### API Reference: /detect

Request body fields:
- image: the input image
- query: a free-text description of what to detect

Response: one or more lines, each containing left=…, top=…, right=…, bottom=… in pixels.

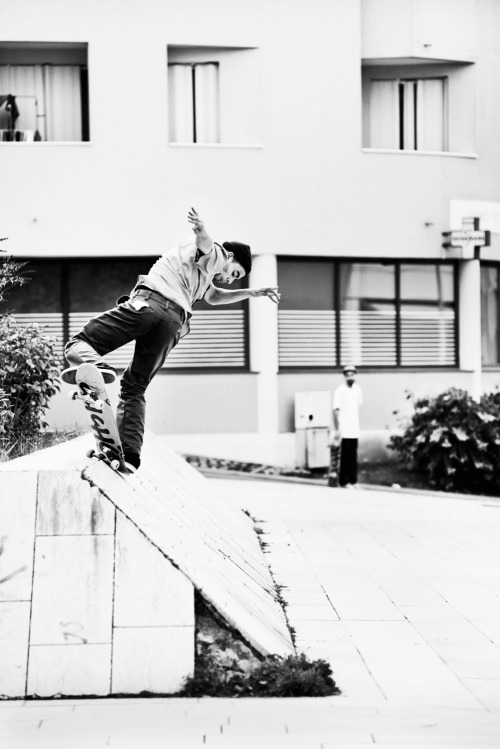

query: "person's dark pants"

left=65, top=290, right=184, bottom=459
left=339, top=438, right=358, bottom=486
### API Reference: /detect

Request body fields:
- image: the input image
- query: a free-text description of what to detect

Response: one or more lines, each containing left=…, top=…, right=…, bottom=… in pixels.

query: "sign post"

left=442, top=216, right=491, bottom=259
left=443, top=217, right=490, bottom=400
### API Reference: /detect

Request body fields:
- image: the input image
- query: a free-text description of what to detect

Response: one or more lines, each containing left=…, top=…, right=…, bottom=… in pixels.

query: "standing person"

left=332, top=364, right=363, bottom=488
left=62, top=207, right=280, bottom=471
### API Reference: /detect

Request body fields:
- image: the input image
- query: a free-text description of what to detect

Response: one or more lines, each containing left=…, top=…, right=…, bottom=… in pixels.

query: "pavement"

left=2, top=478, right=500, bottom=748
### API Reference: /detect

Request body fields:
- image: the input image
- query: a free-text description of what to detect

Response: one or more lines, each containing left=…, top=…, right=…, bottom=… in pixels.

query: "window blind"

left=278, top=310, right=336, bottom=367
left=68, top=309, right=246, bottom=370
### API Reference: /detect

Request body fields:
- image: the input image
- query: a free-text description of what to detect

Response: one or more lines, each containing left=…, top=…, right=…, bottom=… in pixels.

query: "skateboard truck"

left=68, top=385, right=104, bottom=410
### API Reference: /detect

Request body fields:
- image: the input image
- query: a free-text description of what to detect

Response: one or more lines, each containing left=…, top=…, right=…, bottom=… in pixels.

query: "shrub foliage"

left=180, top=650, right=339, bottom=698
left=390, top=388, right=500, bottom=495
left=0, top=256, right=61, bottom=456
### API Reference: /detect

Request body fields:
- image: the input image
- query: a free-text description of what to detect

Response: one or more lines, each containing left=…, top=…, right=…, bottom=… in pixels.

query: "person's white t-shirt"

left=333, top=383, right=363, bottom=438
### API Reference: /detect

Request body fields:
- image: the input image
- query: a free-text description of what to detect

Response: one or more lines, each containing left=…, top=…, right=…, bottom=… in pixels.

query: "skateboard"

left=327, top=441, right=340, bottom=487
left=68, top=363, right=127, bottom=472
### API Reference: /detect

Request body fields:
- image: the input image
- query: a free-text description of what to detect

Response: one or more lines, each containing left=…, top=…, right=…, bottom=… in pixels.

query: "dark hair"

left=223, top=241, right=252, bottom=275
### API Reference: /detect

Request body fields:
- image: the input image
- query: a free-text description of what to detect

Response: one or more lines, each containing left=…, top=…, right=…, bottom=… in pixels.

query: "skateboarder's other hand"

left=253, top=286, right=281, bottom=304
left=188, top=207, right=204, bottom=233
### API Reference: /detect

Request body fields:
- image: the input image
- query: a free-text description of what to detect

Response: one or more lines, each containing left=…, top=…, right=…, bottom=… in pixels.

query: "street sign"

left=442, top=217, right=491, bottom=259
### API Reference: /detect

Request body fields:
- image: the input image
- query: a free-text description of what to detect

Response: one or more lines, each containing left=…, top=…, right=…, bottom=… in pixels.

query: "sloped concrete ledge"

left=0, top=431, right=293, bottom=698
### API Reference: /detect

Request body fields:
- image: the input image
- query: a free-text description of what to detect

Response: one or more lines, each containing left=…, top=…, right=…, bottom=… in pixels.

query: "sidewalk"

left=2, top=479, right=500, bottom=747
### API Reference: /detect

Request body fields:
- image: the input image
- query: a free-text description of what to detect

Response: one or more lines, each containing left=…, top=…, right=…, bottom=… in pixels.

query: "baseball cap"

left=342, top=364, right=357, bottom=375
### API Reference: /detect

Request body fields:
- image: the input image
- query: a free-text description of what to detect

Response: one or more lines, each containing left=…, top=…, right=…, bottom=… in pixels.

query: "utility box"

left=295, top=391, right=332, bottom=469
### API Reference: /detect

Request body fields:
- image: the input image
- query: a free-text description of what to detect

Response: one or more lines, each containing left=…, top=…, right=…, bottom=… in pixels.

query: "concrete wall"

left=3, top=0, right=499, bottom=262
left=49, top=371, right=259, bottom=434
left=0, top=469, right=194, bottom=697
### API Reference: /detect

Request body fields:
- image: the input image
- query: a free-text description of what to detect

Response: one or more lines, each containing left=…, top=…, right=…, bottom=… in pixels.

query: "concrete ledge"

left=0, top=431, right=293, bottom=698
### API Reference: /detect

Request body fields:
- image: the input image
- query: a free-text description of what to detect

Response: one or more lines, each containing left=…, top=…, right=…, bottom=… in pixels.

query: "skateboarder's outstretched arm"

left=205, top=285, right=281, bottom=305
left=187, top=207, right=214, bottom=254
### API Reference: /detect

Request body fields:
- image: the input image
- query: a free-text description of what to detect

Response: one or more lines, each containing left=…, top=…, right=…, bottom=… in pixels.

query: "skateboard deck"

left=70, top=363, right=127, bottom=472
left=327, top=442, right=340, bottom=487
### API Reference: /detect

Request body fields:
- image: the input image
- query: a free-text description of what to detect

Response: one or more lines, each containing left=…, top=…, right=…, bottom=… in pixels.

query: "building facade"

left=1, top=0, right=500, bottom=445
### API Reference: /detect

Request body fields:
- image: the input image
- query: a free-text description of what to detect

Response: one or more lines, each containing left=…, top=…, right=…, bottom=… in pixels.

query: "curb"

left=199, top=468, right=500, bottom=503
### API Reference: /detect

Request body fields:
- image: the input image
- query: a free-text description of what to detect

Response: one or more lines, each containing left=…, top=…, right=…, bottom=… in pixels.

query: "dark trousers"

left=65, top=290, right=184, bottom=457
left=339, top=438, right=358, bottom=486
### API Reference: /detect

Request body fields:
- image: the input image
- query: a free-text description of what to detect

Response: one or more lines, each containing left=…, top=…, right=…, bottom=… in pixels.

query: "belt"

left=133, top=287, right=186, bottom=320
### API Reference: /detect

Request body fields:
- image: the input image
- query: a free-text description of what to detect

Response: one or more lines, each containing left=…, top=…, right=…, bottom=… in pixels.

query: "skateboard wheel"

left=69, top=390, right=79, bottom=400
left=94, top=399, right=104, bottom=409
left=110, top=459, right=120, bottom=471
left=86, top=448, right=96, bottom=459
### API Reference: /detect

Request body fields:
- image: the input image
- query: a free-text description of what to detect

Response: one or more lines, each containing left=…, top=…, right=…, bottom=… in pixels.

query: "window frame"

left=0, top=42, right=90, bottom=144
left=167, top=44, right=262, bottom=148
left=278, top=257, right=459, bottom=371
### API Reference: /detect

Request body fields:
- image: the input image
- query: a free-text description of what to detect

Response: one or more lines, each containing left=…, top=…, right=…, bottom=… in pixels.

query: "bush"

left=0, top=256, right=61, bottom=457
left=390, top=388, right=500, bottom=495
left=180, top=651, right=339, bottom=698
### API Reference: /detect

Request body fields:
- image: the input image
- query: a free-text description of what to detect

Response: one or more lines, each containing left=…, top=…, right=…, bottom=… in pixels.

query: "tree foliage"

left=390, top=388, right=500, bottom=496
left=0, top=256, right=61, bottom=456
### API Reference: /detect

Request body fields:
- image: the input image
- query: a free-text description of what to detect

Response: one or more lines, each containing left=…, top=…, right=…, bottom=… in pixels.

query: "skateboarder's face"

left=214, top=259, right=246, bottom=286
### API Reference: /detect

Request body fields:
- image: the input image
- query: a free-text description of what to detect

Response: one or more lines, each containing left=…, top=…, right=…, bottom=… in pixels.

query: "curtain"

left=194, top=63, right=219, bottom=143
left=417, top=78, right=445, bottom=151
left=0, top=64, right=82, bottom=140
left=369, top=77, right=445, bottom=151
left=168, top=64, right=194, bottom=142
left=368, top=79, right=398, bottom=149
left=44, top=65, right=82, bottom=141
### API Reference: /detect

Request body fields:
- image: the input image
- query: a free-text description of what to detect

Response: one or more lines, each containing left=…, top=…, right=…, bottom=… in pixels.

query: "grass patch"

left=0, top=426, right=85, bottom=462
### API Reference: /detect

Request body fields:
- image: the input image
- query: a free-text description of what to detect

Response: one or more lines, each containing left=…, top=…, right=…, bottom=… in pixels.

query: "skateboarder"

left=332, top=364, right=363, bottom=488
left=62, top=208, right=280, bottom=471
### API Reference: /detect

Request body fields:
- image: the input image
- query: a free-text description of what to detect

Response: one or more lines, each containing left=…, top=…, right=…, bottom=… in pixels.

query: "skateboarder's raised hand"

left=187, top=207, right=213, bottom=253
left=187, top=206, right=203, bottom=232
left=251, top=287, right=281, bottom=304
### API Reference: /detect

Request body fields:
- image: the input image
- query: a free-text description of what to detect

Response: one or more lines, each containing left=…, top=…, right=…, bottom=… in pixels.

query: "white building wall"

left=1, top=0, right=500, bottom=440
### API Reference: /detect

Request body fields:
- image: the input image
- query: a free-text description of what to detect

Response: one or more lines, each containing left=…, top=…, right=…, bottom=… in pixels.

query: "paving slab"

left=2, top=478, right=500, bottom=747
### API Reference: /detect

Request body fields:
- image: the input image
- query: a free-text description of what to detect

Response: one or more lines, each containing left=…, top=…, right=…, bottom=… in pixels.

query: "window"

left=168, top=63, right=219, bottom=143
left=366, top=76, right=446, bottom=151
left=481, top=264, right=500, bottom=365
left=278, top=260, right=457, bottom=369
left=340, top=263, right=397, bottom=365
left=0, top=258, right=249, bottom=371
left=400, top=264, right=455, bottom=365
left=278, top=260, right=336, bottom=367
left=0, top=42, right=89, bottom=142
left=167, top=45, right=261, bottom=145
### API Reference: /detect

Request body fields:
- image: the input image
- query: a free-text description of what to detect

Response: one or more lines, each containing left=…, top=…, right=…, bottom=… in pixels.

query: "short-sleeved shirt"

left=140, top=237, right=229, bottom=337
left=333, top=383, right=363, bottom=439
